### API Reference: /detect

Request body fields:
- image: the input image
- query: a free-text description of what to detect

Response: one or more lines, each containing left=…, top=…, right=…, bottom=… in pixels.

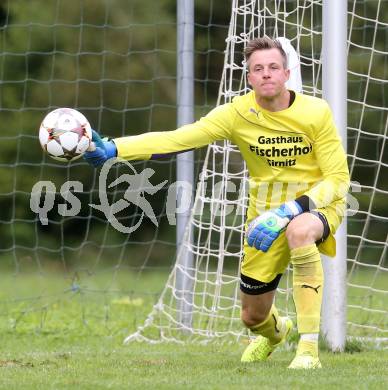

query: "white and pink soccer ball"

left=39, top=108, right=92, bottom=162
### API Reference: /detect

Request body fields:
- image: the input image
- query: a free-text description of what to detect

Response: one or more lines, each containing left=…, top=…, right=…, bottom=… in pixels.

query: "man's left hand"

left=246, top=201, right=303, bottom=252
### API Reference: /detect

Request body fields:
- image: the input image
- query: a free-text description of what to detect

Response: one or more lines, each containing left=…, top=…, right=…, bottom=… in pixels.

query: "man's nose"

left=262, top=68, right=270, bottom=78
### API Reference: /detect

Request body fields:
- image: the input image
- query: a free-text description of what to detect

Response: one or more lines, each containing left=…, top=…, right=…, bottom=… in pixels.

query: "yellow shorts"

left=241, top=199, right=345, bottom=283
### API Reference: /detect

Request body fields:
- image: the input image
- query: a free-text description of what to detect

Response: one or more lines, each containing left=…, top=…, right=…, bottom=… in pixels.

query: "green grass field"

left=1, top=334, right=387, bottom=389
left=0, top=267, right=387, bottom=389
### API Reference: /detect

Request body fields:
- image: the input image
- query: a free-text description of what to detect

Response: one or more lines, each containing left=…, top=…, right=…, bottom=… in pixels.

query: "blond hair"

left=244, top=37, right=287, bottom=69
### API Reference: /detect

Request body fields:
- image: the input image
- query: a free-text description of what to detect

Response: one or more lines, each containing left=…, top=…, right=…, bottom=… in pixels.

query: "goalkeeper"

left=84, top=37, right=349, bottom=369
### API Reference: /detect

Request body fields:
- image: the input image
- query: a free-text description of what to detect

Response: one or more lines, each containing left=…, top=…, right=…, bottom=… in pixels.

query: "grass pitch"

left=0, top=334, right=387, bottom=389
left=0, top=267, right=387, bottom=389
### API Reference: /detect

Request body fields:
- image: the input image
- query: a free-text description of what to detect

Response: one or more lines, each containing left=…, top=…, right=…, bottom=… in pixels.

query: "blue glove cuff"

left=276, top=200, right=303, bottom=220
left=105, top=140, right=117, bottom=159
left=287, top=200, right=303, bottom=216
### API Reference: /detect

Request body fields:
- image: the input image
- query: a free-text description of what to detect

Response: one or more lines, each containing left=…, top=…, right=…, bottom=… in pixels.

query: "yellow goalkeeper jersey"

left=114, top=91, right=349, bottom=254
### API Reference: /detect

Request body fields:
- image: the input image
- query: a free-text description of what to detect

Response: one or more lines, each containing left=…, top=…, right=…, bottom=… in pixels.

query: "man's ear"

left=247, top=71, right=252, bottom=87
left=285, top=68, right=290, bottom=81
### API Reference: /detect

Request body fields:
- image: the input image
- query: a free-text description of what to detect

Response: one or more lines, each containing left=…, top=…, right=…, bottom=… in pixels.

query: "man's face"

left=247, top=48, right=290, bottom=99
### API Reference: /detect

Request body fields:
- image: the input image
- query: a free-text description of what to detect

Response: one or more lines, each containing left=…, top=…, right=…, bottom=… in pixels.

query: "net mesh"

left=0, top=0, right=228, bottom=337
left=346, top=0, right=387, bottom=344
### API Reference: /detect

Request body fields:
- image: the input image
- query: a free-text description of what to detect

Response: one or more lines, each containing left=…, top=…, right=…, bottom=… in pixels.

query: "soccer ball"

left=39, top=108, right=92, bottom=162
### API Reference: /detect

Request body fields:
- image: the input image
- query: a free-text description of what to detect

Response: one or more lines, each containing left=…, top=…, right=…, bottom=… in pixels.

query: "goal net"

left=0, top=0, right=229, bottom=338
left=126, top=0, right=388, bottom=346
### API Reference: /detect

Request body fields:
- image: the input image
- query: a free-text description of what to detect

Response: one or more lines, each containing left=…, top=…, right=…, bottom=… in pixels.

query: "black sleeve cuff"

left=295, top=195, right=316, bottom=212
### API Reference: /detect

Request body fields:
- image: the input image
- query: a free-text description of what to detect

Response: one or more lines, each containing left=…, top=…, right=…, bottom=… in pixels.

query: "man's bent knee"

left=286, top=214, right=323, bottom=249
left=286, top=225, right=317, bottom=248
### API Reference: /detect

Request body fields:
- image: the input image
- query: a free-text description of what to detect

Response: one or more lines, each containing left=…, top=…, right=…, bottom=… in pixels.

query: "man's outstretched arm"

left=84, top=103, right=236, bottom=167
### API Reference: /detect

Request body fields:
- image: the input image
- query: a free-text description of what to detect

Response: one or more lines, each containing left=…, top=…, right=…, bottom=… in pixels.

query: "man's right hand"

left=84, top=130, right=117, bottom=167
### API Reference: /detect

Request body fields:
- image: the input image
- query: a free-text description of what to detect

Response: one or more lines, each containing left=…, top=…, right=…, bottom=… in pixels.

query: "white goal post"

left=321, top=0, right=347, bottom=351
left=125, top=0, right=388, bottom=349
